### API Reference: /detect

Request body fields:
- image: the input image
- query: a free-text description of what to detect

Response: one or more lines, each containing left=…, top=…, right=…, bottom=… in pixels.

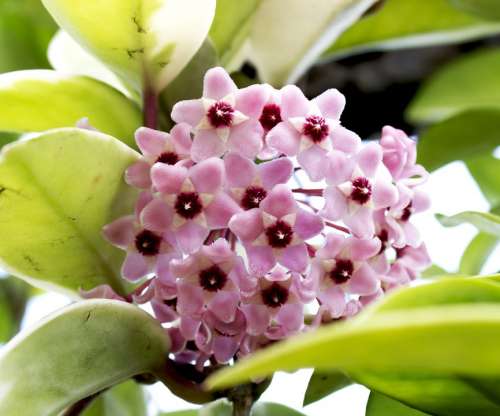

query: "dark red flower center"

left=207, top=101, right=234, bottom=128
left=303, top=115, right=329, bottom=143
left=199, top=265, right=228, bottom=292
left=135, top=229, right=162, bottom=256
left=241, top=186, right=267, bottom=210
left=265, top=220, right=294, bottom=248
left=378, top=229, right=389, bottom=254
left=259, top=103, right=282, bottom=131
left=330, top=259, right=354, bottom=284
left=399, top=203, right=412, bottom=222
left=261, top=282, right=289, bottom=308
left=174, top=192, right=203, bottom=219
left=156, top=151, right=179, bottom=165
left=350, top=177, right=372, bottom=205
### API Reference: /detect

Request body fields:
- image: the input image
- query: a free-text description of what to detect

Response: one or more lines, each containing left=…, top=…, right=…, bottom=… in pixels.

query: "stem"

left=143, top=85, right=158, bottom=129
left=228, top=384, right=255, bottom=416
left=292, top=188, right=323, bottom=196
left=325, top=221, right=350, bottom=234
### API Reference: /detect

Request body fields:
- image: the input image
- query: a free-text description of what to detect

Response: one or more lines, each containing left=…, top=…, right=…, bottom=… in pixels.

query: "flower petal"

left=224, top=152, right=256, bottom=188
left=205, top=192, right=242, bottom=229
left=203, top=67, right=237, bottom=100
left=229, top=209, right=264, bottom=242
left=151, top=163, right=187, bottom=194
left=295, top=209, right=323, bottom=240
left=190, top=157, right=225, bottom=193
left=191, top=129, right=225, bottom=162
left=280, top=85, right=310, bottom=119
left=122, top=252, right=149, bottom=281
left=140, top=198, right=172, bottom=232
left=267, top=122, right=301, bottom=156
left=259, top=157, right=293, bottom=190
left=246, top=244, right=276, bottom=274
left=125, top=161, right=152, bottom=189
left=171, top=99, right=205, bottom=126
left=312, top=89, right=345, bottom=120
left=102, top=215, right=135, bottom=248
left=228, top=120, right=263, bottom=159
left=297, top=145, right=328, bottom=181
left=349, top=263, right=380, bottom=295
left=260, top=184, right=297, bottom=218
left=236, top=84, right=268, bottom=118
left=208, top=290, right=240, bottom=323
left=331, top=125, right=361, bottom=154
left=280, top=243, right=308, bottom=272
left=176, top=221, right=209, bottom=254
left=135, top=127, right=167, bottom=157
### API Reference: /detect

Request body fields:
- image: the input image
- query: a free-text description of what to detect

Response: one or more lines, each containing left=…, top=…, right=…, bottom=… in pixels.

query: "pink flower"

left=322, top=142, right=398, bottom=238
left=257, top=85, right=283, bottom=159
left=170, top=239, right=246, bottom=323
left=171, top=67, right=267, bottom=162
left=224, top=152, right=293, bottom=210
left=125, top=124, right=192, bottom=189
left=241, top=267, right=305, bottom=339
left=149, top=157, right=241, bottom=253
left=309, top=234, right=381, bottom=319
left=102, top=192, right=177, bottom=281
left=391, top=243, right=431, bottom=284
left=380, top=126, right=428, bottom=184
left=267, top=85, right=360, bottom=180
left=229, top=184, right=323, bottom=274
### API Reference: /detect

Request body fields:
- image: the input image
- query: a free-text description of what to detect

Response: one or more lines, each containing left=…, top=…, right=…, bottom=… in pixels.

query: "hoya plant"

left=0, top=1, right=500, bottom=415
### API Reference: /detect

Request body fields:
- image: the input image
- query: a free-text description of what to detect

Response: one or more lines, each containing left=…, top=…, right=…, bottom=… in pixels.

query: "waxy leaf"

left=251, top=402, right=306, bottom=415
left=324, top=0, right=500, bottom=61
left=467, top=156, right=500, bottom=208
left=0, top=128, right=139, bottom=295
left=0, top=277, right=29, bottom=343
left=366, top=392, right=431, bottom=416
left=459, top=232, right=498, bottom=275
left=82, top=380, right=147, bottom=416
left=407, top=48, right=500, bottom=124
left=245, top=0, right=377, bottom=85
left=416, top=109, right=500, bottom=171
left=0, top=300, right=170, bottom=415
left=303, top=370, right=352, bottom=406
left=48, top=30, right=135, bottom=100
left=206, top=278, right=500, bottom=415
left=41, top=0, right=216, bottom=93
left=0, top=0, right=57, bottom=73
left=451, top=0, right=500, bottom=21
left=437, top=211, right=500, bottom=237
left=209, top=0, right=261, bottom=66
left=161, top=40, right=218, bottom=116
left=0, top=70, right=141, bottom=145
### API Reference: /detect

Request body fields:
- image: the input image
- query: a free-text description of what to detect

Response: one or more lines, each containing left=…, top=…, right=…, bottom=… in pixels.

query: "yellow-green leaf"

left=0, top=128, right=139, bottom=295
left=40, top=0, right=216, bottom=93
left=0, top=70, right=141, bottom=145
left=0, top=300, right=169, bottom=415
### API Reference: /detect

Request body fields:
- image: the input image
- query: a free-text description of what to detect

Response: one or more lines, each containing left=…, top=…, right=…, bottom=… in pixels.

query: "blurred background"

left=2, top=0, right=500, bottom=414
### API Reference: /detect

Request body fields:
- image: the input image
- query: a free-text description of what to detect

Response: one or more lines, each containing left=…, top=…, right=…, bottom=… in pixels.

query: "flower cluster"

left=97, top=67, right=430, bottom=368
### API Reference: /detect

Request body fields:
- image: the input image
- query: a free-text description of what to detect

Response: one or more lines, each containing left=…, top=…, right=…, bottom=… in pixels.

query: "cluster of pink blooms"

left=95, top=67, right=431, bottom=367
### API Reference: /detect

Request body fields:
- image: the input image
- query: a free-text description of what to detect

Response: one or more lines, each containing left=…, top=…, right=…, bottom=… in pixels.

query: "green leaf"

left=48, top=30, right=136, bottom=101
left=459, top=232, right=499, bottom=275
left=161, top=40, right=218, bottom=116
left=206, top=278, right=500, bottom=415
left=0, top=70, right=141, bottom=145
left=451, top=0, right=500, bottom=21
left=245, top=0, right=377, bottom=85
left=407, top=48, right=500, bottom=124
left=40, top=0, right=216, bottom=93
left=0, top=128, right=139, bottom=295
left=303, top=370, right=352, bottom=406
left=366, top=392, right=431, bottom=416
left=209, top=0, right=261, bottom=66
left=251, top=402, right=306, bottom=415
left=437, top=211, right=500, bottom=237
left=0, top=299, right=170, bottom=415
left=467, top=156, right=500, bottom=208
left=159, top=411, right=198, bottom=416
left=420, top=264, right=453, bottom=279
left=324, top=0, right=500, bottom=61
left=0, top=277, right=30, bottom=343
left=0, top=0, right=57, bottom=73
left=416, top=109, right=500, bottom=171
left=83, top=380, right=147, bottom=416
left=0, top=132, right=19, bottom=150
